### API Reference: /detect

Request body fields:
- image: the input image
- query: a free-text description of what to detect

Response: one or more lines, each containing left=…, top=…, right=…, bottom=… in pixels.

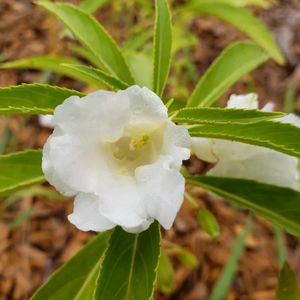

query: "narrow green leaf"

left=197, top=209, right=220, bottom=239
left=71, top=45, right=104, bottom=69
left=274, top=226, right=286, bottom=267
left=157, top=251, right=175, bottom=295
left=211, top=218, right=251, bottom=300
left=173, top=107, right=284, bottom=124
left=0, top=84, right=83, bottom=114
left=10, top=208, right=33, bottom=230
left=0, top=150, right=44, bottom=195
left=153, top=0, right=172, bottom=96
left=187, top=0, right=270, bottom=8
left=186, top=176, right=300, bottom=238
left=38, top=2, right=134, bottom=85
left=187, top=41, right=269, bottom=107
left=80, top=0, right=109, bottom=14
left=0, top=56, right=102, bottom=88
left=189, top=120, right=300, bottom=158
left=187, top=2, right=284, bottom=64
left=276, top=262, right=300, bottom=300
left=95, top=222, right=161, bottom=300
left=62, top=64, right=129, bottom=90
left=31, top=231, right=111, bottom=300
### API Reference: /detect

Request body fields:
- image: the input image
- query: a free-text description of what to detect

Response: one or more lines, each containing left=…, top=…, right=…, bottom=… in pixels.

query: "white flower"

left=192, top=93, right=300, bottom=190
left=42, top=85, right=190, bottom=233
left=39, top=114, right=55, bottom=128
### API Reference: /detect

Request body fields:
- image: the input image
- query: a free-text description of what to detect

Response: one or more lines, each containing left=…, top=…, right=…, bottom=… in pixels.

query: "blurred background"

left=0, top=0, right=300, bottom=299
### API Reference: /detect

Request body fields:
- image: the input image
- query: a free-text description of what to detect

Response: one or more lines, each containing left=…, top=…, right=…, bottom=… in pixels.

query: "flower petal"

left=136, top=157, right=185, bottom=229
left=227, top=93, right=258, bottom=109
left=68, top=193, right=115, bottom=232
left=191, top=137, right=218, bottom=163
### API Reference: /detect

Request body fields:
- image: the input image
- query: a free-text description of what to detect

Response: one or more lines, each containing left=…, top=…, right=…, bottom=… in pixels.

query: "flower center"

left=107, top=126, right=164, bottom=175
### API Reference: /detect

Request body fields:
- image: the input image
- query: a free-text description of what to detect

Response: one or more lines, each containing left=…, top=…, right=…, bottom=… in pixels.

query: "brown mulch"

left=1, top=1, right=300, bottom=299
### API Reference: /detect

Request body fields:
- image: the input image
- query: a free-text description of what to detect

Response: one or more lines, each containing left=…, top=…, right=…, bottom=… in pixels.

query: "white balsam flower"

left=39, top=114, right=55, bottom=128
left=42, top=85, right=190, bottom=233
left=192, top=93, right=300, bottom=190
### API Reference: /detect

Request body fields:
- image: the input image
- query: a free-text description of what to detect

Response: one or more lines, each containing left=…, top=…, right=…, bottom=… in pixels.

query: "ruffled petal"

left=191, top=137, right=218, bottom=163
left=68, top=193, right=115, bottom=232
left=136, top=157, right=185, bottom=229
left=227, top=93, right=258, bottom=109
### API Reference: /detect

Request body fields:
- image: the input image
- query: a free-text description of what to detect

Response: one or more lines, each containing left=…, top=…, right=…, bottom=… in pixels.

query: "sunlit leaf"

left=187, top=176, right=300, bottom=237
left=153, top=0, right=172, bottom=96
left=157, top=251, right=175, bottom=295
left=173, top=107, right=284, bottom=124
left=31, top=231, right=111, bottom=300
left=38, top=2, right=134, bottom=85
left=187, top=41, right=269, bottom=107
left=94, top=222, right=161, bottom=300
left=0, top=150, right=44, bottom=195
left=197, top=209, right=220, bottom=239
left=189, top=120, right=300, bottom=158
left=187, top=2, right=284, bottom=64
left=0, top=56, right=102, bottom=87
left=79, top=0, right=109, bottom=14
left=62, top=64, right=129, bottom=90
left=0, top=84, right=83, bottom=114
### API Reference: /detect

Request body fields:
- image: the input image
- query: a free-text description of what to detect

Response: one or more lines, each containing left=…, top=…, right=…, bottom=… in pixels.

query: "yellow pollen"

left=129, top=135, right=149, bottom=151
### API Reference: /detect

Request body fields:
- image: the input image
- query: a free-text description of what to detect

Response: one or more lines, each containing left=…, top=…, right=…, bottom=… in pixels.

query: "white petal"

left=163, top=121, right=191, bottom=163
left=191, top=137, right=218, bottom=163
left=97, top=176, right=150, bottom=228
left=227, top=93, right=258, bottom=109
left=53, top=91, right=130, bottom=141
left=39, top=115, right=54, bottom=128
left=68, top=193, right=115, bottom=232
left=208, top=142, right=299, bottom=189
left=136, top=157, right=185, bottom=229
left=261, top=102, right=274, bottom=112
left=278, top=113, right=300, bottom=127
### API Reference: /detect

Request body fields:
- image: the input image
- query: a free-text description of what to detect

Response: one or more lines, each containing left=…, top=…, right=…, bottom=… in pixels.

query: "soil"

left=0, top=1, right=300, bottom=299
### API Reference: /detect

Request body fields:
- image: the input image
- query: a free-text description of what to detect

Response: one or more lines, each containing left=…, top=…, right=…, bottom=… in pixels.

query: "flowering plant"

left=1, top=0, right=300, bottom=299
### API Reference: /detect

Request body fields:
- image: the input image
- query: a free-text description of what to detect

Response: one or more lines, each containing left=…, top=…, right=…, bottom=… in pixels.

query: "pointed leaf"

left=173, top=107, right=284, bottom=124
left=187, top=2, right=284, bottom=64
left=186, top=176, right=300, bottom=238
left=211, top=218, right=251, bottom=300
left=189, top=120, right=300, bottom=158
left=0, top=56, right=102, bottom=87
left=80, top=0, right=109, bottom=14
left=153, top=0, right=172, bottom=97
left=0, top=84, right=83, bottom=114
left=38, top=2, right=134, bottom=85
left=62, top=64, right=129, bottom=90
left=0, top=150, right=44, bottom=195
left=187, top=41, right=269, bottom=107
left=31, top=231, right=111, bottom=300
left=94, top=222, right=161, bottom=300
left=276, top=262, right=300, bottom=300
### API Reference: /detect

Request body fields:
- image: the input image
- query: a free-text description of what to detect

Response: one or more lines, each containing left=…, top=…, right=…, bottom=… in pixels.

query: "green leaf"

left=197, top=209, right=220, bottom=239
left=187, top=41, right=269, bottom=107
left=187, top=0, right=270, bottom=8
left=186, top=176, right=300, bottom=238
left=31, top=231, right=111, bottom=300
left=94, top=222, right=161, bottom=300
left=0, top=84, right=83, bottom=114
left=0, top=56, right=102, bottom=88
left=152, top=0, right=172, bottom=97
left=189, top=120, right=300, bottom=158
left=157, top=250, right=175, bottom=295
left=38, top=2, right=134, bottom=85
left=126, top=52, right=153, bottom=88
left=71, top=45, right=104, bottom=69
left=79, top=0, right=109, bottom=14
left=173, top=107, right=284, bottom=124
left=62, top=64, right=129, bottom=90
left=211, top=218, right=251, bottom=300
left=187, top=2, right=284, bottom=64
left=0, top=150, right=44, bottom=195
left=276, top=262, right=300, bottom=300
